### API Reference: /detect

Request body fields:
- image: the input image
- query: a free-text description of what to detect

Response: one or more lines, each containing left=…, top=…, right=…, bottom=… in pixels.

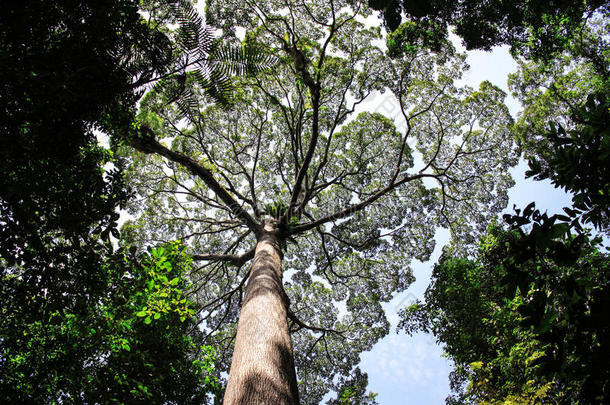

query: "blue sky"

left=359, top=44, right=573, bottom=404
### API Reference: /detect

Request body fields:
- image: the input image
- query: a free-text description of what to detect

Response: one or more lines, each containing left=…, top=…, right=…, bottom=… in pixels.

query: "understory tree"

left=509, top=8, right=610, bottom=233
left=124, top=0, right=518, bottom=402
left=401, top=207, right=610, bottom=404
left=1, top=0, right=220, bottom=401
left=1, top=240, right=218, bottom=403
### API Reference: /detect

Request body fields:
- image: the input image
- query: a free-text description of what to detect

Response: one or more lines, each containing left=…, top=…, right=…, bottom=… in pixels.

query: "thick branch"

left=130, top=132, right=260, bottom=233
left=283, top=42, right=322, bottom=218
left=287, top=309, right=345, bottom=337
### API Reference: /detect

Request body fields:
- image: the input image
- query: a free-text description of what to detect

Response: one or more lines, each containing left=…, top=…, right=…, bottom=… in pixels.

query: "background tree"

left=368, top=0, right=608, bottom=58
left=124, top=0, right=519, bottom=402
left=398, top=9, right=610, bottom=404
left=401, top=207, right=610, bottom=404
left=509, top=8, right=610, bottom=232
left=0, top=0, right=222, bottom=401
left=365, top=2, right=610, bottom=404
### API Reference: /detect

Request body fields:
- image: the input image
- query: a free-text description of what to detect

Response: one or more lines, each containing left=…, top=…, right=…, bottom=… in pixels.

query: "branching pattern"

left=123, top=0, right=519, bottom=402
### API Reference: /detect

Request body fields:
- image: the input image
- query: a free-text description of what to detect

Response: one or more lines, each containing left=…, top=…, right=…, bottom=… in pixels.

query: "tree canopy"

left=369, top=0, right=608, bottom=58
left=5, top=0, right=608, bottom=403
left=399, top=10, right=610, bottom=403
left=124, top=0, right=518, bottom=401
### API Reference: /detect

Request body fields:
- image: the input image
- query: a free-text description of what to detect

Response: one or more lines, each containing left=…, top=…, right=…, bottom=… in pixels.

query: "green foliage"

left=386, top=20, right=447, bottom=57
left=404, top=14, right=610, bottom=401
left=134, top=242, right=198, bottom=324
left=326, top=367, right=379, bottom=405
left=264, top=200, right=289, bottom=219
left=1, top=241, right=219, bottom=403
left=510, top=11, right=610, bottom=233
left=369, top=0, right=607, bottom=58
left=144, top=0, right=278, bottom=121
left=401, top=209, right=610, bottom=403
left=0, top=0, right=153, bottom=247
left=525, top=93, right=610, bottom=232
left=126, top=0, right=518, bottom=401
left=1, top=1, right=219, bottom=403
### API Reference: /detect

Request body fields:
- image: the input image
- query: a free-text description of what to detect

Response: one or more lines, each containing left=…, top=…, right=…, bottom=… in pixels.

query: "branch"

left=130, top=131, right=260, bottom=233
left=192, top=248, right=255, bottom=267
left=282, top=21, right=330, bottom=217
left=291, top=173, right=433, bottom=234
left=287, top=309, right=346, bottom=337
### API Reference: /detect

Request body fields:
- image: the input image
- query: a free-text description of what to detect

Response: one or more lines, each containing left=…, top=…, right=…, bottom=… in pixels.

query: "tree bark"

left=223, top=220, right=299, bottom=405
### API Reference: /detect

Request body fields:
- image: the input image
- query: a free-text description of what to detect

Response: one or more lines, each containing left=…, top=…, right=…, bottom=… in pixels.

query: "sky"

left=358, top=43, right=573, bottom=404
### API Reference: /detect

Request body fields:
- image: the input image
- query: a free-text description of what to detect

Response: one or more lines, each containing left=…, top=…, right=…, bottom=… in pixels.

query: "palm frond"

left=191, top=69, right=233, bottom=107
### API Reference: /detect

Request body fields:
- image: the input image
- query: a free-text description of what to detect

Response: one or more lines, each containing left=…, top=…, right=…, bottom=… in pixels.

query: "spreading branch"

left=192, top=248, right=256, bottom=267
left=130, top=130, right=260, bottom=233
left=287, top=309, right=346, bottom=337
left=291, top=173, right=433, bottom=234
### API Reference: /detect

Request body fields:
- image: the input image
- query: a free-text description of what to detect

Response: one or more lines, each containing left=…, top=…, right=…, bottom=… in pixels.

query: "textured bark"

left=223, top=220, right=299, bottom=405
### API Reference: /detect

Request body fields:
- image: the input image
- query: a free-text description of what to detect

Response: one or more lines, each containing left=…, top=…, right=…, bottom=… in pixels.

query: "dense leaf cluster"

left=401, top=208, right=610, bottom=403
left=0, top=0, right=219, bottom=402
left=526, top=93, right=610, bottom=232
left=2, top=241, right=218, bottom=403
left=510, top=8, right=610, bottom=233
left=369, top=0, right=608, bottom=58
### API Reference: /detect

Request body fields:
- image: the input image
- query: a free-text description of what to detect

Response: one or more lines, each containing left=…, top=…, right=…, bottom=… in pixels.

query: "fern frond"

left=151, top=1, right=276, bottom=109
left=170, top=0, right=215, bottom=55
left=209, top=42, right=277, bottom=77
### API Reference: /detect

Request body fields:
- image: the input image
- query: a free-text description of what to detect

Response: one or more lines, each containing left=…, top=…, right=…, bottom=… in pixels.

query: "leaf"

left=136, top=310, right=148, bottom=317
left=549, top=222, right=570, bottom=239
left=523, top=201, right=536, bottom=218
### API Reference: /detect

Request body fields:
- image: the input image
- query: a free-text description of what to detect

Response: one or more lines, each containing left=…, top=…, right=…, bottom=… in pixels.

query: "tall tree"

left=125, top=0, right=518, bottom=402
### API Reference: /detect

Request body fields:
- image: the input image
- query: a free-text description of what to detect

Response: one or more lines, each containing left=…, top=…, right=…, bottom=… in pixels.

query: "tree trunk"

left=223, top=220, right=299, bottom=405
